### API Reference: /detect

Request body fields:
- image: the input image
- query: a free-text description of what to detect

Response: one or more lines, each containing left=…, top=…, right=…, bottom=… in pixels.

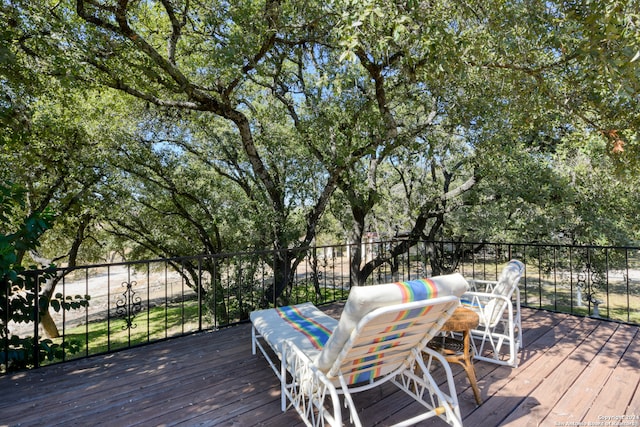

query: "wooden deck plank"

left=628, top=388, right=640, bottom=417
left=545, top=321, right=635, bottom=425
left=501, top=319, right=622, bottom=426
left=627, top=334, right=640, bottom=418
left=1, top=308, right=639, bottom=427
left=463, top=313, right=600, bottom=427
left=582, top=325, right=640, bottom=419
left=2, top=329, right=255, bottom=426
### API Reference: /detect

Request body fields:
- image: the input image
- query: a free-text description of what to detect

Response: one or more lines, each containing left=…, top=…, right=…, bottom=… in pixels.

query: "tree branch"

left=441, top=175, right=477, bottom=202
left=160, top=0, right=188, bottom=65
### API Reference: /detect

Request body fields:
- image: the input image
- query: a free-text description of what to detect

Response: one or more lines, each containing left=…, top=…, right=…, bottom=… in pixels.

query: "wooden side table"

left=428, top=306, right=482, bottom=405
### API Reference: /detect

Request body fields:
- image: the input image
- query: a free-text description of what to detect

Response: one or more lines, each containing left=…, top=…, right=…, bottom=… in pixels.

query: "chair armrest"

left=461, top=291, right=514, bottom=327
left=467, top=279, right=498, bottom=293
left=462, top=290, right=511, bottom=301
left=462, top=290, right=513, bottom=308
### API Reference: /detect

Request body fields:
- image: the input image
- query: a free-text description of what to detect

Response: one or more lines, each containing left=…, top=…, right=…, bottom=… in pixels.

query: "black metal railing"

left=2, top=240, right=639, bottom=372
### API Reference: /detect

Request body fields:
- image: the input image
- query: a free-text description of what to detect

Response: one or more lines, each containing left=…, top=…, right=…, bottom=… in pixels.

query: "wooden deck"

left=1, top=307, right=639, bottom=427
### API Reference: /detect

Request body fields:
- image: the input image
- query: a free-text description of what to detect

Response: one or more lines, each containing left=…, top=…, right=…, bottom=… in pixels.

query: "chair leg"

left=415, top=350, right=464, bottom=427
left=280, top=356, right=287, bottom=412
left=338, top=375, right=363, bottom=427
left=251, top=326, right=256, bottom=355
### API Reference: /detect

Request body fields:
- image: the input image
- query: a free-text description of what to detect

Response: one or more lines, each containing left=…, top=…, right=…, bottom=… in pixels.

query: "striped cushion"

left=250, top=302, right=338, bottom=362
left=315, top=273, right=468, bottom=373
left=276, top=305, right=332, bottom=349
left=339, top=303, right=436, bottom=384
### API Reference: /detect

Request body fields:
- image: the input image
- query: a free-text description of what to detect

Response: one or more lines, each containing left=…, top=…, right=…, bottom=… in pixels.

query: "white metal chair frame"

left=463, top=262, right=524, bottom=368
left=251, top=296, right=464, bottom=427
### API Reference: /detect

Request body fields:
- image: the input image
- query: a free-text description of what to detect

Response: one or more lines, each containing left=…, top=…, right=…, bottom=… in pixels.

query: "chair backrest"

left=328, top=295, right=460, bottom=384
left=314, top=273, right=469, bottom=381
left=483, top=259, right=525, bottom=325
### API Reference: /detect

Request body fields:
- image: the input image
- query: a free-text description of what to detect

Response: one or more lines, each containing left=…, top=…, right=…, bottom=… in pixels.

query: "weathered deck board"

left=1, top=308, right=639, bottom=427
left=581, top=325, right=640, bottom=420
left=461, top=311, right=576, bottom=426
left=500, top=317, right=619, bottom=426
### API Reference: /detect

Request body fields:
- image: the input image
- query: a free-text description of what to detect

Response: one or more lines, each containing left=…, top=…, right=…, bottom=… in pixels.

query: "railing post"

left=625, top=249, right=630, bottom=323
left=197, top=257, right=202, bottom=332
left=33, top=272, right=40, bottom=369
left=84, top=268, right=90, bottom=355
left=537, top=246, right=542, bottom=309
left=604, top=247, right=609, bottom=319
left=553, top=245, right=558, bottom=311
left=145, top=262, right=150, bottom=343
left=107, top=264, right=111, bottom=352
left=164, top=261, right=169, bottom=336
left=3, top=276, right=9, bottom=370
left=271, top=250, right=276, bottom=307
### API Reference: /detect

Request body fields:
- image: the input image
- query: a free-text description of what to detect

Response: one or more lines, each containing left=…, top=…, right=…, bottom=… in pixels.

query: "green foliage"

left=0, top=0, right=638, bottom=296
left=1, top=182, right=49, bottom=370
left=49, top=293, right=91, bottom=313
left=0, top=182, right=89, bottom=372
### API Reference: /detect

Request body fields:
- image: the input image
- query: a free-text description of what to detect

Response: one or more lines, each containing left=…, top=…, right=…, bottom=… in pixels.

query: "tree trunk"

left=262, top=250, right=296, bottom=307
left=31, top=213, right=92, bottom=339
left=40, top=311, right=59, bottom=338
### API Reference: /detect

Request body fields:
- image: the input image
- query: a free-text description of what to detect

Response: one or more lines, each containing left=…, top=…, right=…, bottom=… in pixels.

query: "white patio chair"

left=250, top=274, right=469, bottom=427
left=461, top=259, right=525, bottom=368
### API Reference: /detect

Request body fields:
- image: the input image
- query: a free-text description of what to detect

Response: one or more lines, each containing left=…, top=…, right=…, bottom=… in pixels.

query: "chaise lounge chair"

left=250, top=274, right=469, bottom=427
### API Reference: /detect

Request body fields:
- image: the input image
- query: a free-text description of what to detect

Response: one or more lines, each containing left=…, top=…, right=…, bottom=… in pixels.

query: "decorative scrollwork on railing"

left=576, top=267, right=588, bottom=307
left=575, top=260, right=604, bottom=315
left=115, top=281, right=142, bottom=330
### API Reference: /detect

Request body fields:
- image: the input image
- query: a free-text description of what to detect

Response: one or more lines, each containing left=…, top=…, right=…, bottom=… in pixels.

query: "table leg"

left=462, top=330, right=482, bottom=405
